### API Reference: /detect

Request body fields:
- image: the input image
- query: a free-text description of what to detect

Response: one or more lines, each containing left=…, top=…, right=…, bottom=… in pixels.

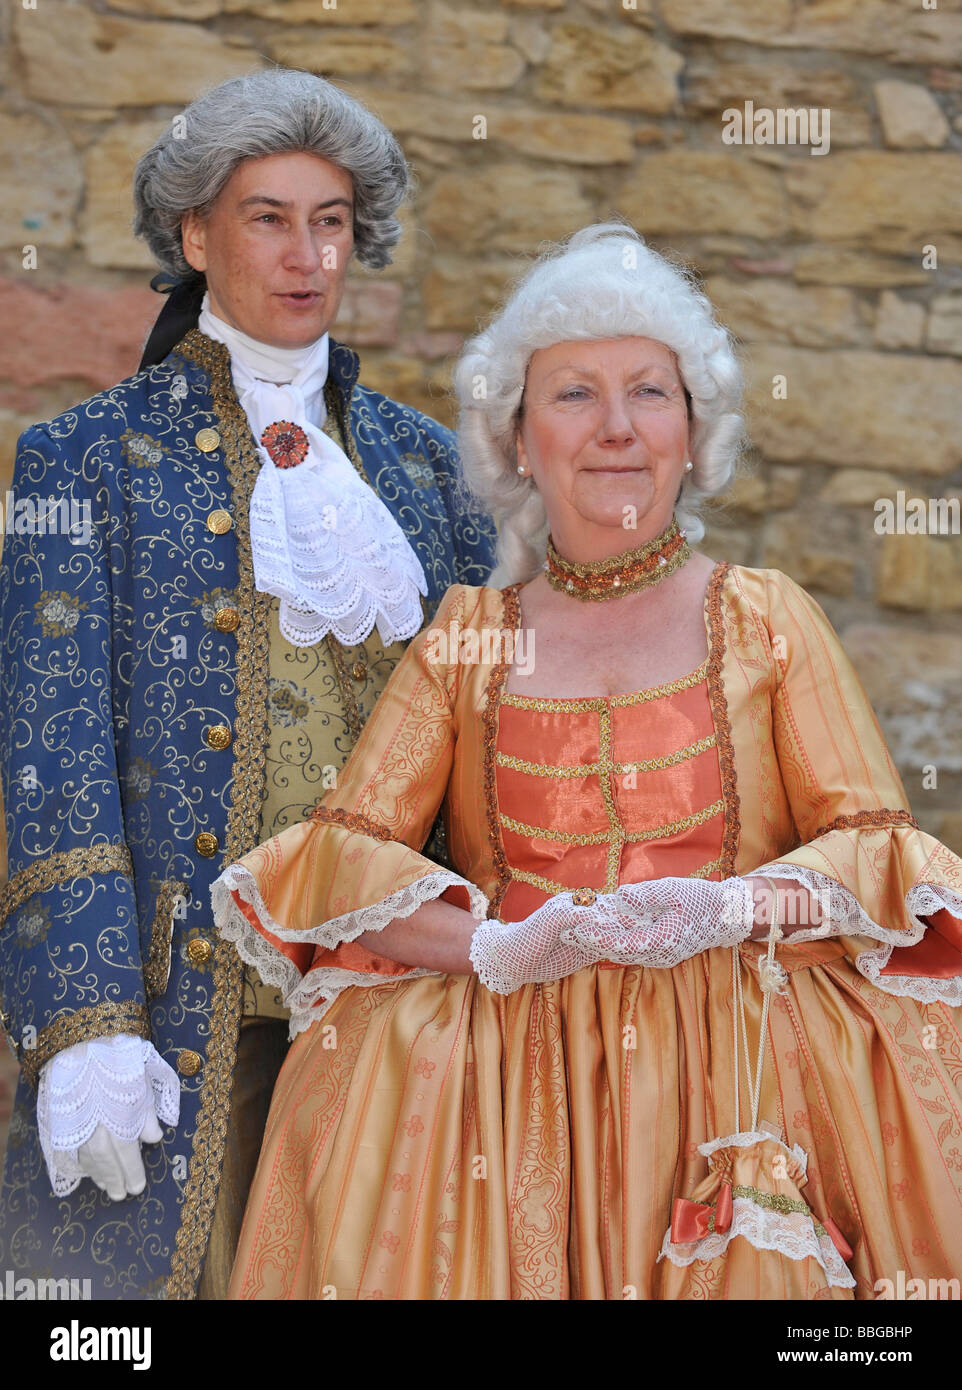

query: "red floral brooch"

left=260, top=420, right=309, bottom=469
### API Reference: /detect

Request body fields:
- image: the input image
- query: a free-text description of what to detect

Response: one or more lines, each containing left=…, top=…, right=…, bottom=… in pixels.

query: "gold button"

left=177, top=1048, right=202, bottom=1076
left=572, top=887, right=597, bottom=906
left=206, top=509, right=232, bottom=535
left=186, top=938, right=212, bottom=966
left=204, top=723, right=232, bottom=750
left=213, top=607, right=239, bottom=633
left=351, top=660, right=367, bottom=681
left=195, top=428, right=220, bottom=453
left=194, top=831, right=219, bottom=858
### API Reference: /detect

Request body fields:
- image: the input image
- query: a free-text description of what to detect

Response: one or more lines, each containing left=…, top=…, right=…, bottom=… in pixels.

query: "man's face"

left=181, top=151, right=355, bottom=348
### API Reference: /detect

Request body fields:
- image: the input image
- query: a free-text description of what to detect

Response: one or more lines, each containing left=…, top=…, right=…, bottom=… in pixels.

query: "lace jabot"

left=198, top=297, right=427, bottom=648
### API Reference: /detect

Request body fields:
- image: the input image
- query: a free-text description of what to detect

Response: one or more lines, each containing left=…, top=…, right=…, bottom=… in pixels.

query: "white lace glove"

left=469, top=894, right=605, bottom=995
left=560, top=876, right=758, bottom=968
left=37, top=1033, right=181, bottom=1198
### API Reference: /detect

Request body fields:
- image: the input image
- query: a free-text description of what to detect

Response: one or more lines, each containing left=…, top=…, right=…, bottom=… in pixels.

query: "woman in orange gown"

left=212, top=225, right=962, bottom=1299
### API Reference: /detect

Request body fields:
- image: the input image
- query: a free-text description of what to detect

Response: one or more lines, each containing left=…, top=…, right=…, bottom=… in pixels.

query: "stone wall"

left=1, top=1, right=961, bottom=1161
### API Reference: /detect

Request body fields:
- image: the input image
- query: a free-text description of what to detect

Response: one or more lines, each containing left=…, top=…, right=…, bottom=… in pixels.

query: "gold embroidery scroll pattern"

left=144, top=880, right=191, bottom=1001
left=481, top=585, right=523, bottom=919
left=500, top=659, right=710, bottom=712
left=167, top=330, right=270, bottom=1300
left=704, top=562, right=740, bottom=878
left=22, top=1000, right=152, bottom=1089
left=813, top=809, right=919, bottom=840
left=0, top=843, right=134, bottom=933
left=509, top=982, right=569, bottom=1299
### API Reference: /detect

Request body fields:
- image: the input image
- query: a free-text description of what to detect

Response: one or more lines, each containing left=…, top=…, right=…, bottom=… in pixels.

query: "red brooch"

left=260, top=420, right=309, bottom=469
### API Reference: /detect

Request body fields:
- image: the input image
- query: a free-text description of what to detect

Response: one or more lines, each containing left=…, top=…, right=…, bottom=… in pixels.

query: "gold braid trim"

left=143, top=880, right=191, bottom=1001
left=500, top=799, right=724, bottom=848
left=0, top=844, right=133, bottom=933
left=166, top=329, right=271, bottom=1300
left=308, top=805, right=399, bottom=843
left=22, top=1001, right=151, bottom=1089
left=495, top=732, right=717, bottom=779
left=501, top=659, right=709, bottom=711
left=481, top=585, right=522, bottom=918
left=813, top=809, right=919, bottom=840
left=704, top=562, right=741, bottom=878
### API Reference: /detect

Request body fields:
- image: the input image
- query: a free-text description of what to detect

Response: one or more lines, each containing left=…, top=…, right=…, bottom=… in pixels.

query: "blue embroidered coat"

left=0, top=328, right=495, bottom=1298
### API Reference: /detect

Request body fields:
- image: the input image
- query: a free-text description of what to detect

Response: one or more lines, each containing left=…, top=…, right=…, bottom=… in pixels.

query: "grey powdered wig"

left=133, top=67, right=410, bottom=281
left=453, top=222, right=746, bottom=587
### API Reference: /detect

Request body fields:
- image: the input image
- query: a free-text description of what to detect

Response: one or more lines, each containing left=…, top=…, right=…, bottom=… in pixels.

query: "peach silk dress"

left=213, top=563, right=962, bottom=1300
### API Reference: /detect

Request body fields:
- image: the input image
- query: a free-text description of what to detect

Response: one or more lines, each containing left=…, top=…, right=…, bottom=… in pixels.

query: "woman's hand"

left=469, top=896, right=605, bottom=994
left=559, top=876, right=758, bottom=968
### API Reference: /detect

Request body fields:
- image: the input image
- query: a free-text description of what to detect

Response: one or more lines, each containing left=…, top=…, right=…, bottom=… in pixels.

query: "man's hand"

left=37, top=1034, right=180, bottom=1198
left=77, top=1100, right=165, bottom=1202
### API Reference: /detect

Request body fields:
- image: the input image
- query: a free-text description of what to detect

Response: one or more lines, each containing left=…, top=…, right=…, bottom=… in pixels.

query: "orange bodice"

left=496, top=657, right=725, bottom=923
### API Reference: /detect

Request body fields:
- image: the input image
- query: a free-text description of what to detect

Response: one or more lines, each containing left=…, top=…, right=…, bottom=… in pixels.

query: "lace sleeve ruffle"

left=213, top=865, right=489, bottom=1038
left=745, top=864, right=962, bottom=1006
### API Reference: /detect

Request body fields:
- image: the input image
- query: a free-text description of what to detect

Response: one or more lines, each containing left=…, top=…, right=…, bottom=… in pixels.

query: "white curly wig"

left=453, top=222, right=746, bottom=586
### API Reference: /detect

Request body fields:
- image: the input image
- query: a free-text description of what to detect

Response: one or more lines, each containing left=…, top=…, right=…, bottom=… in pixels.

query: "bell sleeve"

left=744, top=568, right=962, bottom=1004
left=211, top=583, right=490, bottom=1037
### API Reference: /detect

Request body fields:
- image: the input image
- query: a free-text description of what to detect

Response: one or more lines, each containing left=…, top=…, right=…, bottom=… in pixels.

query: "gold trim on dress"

left=501, top=658, right=709, bottom=711
left=509, top=854, right=725, bottom=900
left=813, top=808, right=919, bottom=839
left=308, top=805, right=399, bottom=842
left=166, top=329, right=271, bottom=1300
left=704, top=562, right=740, bottom=878
left=496, top=733, right=717, bottom=780
left=500, top=798, right=725, bottom=847
left=144, top=879, right=192, bottom=1001
left=0, top=843, right=133, bottom=933
left=481, top=586, right=522, bottom=917
left=22, top=1000, right=151, bottom=1089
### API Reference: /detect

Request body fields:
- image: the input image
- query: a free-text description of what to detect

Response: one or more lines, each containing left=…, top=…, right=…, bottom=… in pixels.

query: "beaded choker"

left=545, top=517, right=690, bottom=601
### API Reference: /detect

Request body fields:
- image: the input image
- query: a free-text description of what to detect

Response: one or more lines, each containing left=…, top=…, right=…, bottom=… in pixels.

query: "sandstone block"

left=618, top=152, right=789, bottom=237
left=761, top=512, right=856, bottom=595
left=877, top=533, right=962, bottom=612
left=422, top=163, right=591, bottom=252
left=705, top=276, right=860, bottom=347
left=82, top=121, right=168, bottom=270
left=333, top=280, right=402, bottom=348
left=926, top=294, right=962, bottom=356
left=787, top=153, right=962, bottom=255
left=873, top=291, right=925, bottom=350
left=225, top=0, right=416, bottom=19
left=0, top=113, right=82, bottom=250
left=536, top=23, right=682, bottom=113
left=266, top=32, right=409, bottom=77
left=16, top=6, right=257, bottom=106
left=661, top=0, right=962, bottom=65
left=745, top=347, right=962, bottom=475
left=422, top=256, right=520, bottom=330
left=819, top=468, right=906, bottom=506
left=346, top=86, right=635, bottom=163
left=793, top=249, right=930, bottom=288
left=875, top=80, right=951, bottom=148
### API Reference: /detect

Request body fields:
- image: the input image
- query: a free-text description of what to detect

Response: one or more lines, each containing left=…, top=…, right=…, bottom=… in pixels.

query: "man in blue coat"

left=0, top=68, right=494, bottom=1300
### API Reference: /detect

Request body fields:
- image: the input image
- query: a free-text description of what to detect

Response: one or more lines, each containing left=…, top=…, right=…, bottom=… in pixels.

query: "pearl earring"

left=684, top=460, right=694, bottom=472
left=517, top=465, right=527, bottom=476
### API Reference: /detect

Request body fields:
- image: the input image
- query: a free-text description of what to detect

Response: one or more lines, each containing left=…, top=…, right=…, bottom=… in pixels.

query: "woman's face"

left=515, top=336, right=690, bottom=552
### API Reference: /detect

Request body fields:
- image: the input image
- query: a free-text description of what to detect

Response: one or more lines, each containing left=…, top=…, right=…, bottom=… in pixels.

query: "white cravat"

left=198, top=295, right=427, bottom=647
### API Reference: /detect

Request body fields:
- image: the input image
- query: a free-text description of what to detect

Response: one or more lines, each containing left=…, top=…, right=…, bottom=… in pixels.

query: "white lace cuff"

left=37, top=1034, right=181, bottom=1197
left=745, top=865, right=962, bottom=1005
left=213, top=865, right=489, bottom=1039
